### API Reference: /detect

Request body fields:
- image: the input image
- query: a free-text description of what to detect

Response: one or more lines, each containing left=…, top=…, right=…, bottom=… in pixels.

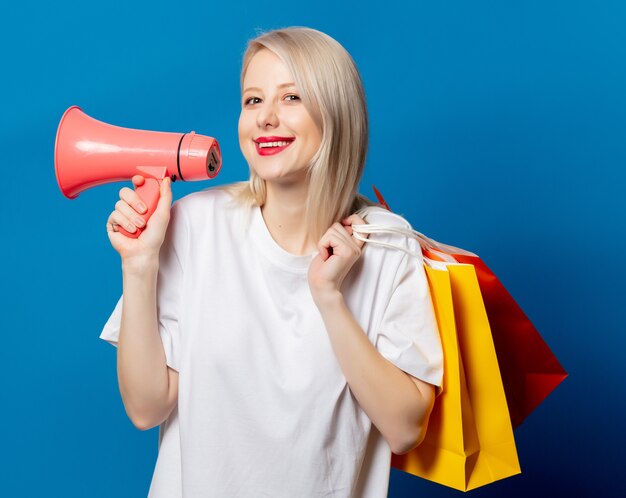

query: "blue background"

left=1, top=0, right=624, bottom=496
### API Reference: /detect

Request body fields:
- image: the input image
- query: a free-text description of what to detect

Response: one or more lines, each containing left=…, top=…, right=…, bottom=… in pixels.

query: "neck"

left=261, top=180, right=317, bottom=256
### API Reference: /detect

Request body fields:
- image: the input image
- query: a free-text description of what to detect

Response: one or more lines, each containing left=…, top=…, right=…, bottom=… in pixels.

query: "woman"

left=101, top=27, right=443, bottom=497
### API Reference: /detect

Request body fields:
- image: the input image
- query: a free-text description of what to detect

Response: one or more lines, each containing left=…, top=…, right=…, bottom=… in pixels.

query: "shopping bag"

left=449, top=254, right=567, bottom=428
left=390, top=261, right=521, bottom=491
left=370, top=186, right=567, bottom=428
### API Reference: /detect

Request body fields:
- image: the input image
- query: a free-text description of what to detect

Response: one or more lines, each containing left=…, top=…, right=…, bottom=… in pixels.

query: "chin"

left=247, top=159, right=303, bottom=180
left=252, top=167, right=308, bottom=186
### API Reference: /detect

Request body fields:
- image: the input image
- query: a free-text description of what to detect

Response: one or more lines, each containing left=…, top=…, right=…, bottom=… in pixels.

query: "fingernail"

left=127, top=223, right=136, bottom=233
left=137, top=203, right=147, bottom=213
left=134, top=217, right=145, bottom=227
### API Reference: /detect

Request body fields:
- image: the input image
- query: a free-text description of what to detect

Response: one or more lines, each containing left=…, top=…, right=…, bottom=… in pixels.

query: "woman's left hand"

left=308, top=213, right=368, bottom=307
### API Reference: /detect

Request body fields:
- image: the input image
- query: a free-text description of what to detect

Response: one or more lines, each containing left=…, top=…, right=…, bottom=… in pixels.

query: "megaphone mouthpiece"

left=176, top=131, right=221, bottom=182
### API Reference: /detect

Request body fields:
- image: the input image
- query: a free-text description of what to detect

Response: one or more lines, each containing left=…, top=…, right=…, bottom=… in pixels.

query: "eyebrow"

left=242, top=82, right=297, bottom=93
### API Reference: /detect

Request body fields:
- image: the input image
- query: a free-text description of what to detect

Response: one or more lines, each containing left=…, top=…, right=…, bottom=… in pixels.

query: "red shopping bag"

left=372, top=186, right=567, bottom=428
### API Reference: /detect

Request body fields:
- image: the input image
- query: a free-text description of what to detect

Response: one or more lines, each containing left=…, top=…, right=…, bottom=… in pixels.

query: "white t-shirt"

left=100, top=188, right=443, bottom=498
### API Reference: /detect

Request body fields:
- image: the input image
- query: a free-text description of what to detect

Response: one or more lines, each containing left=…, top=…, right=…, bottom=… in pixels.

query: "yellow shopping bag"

left=391, top=262, right=521, bottom=491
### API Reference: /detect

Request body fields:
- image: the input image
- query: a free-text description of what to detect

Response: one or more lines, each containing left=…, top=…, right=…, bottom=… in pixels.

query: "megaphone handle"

left=117, top=177, right=162, bottom=239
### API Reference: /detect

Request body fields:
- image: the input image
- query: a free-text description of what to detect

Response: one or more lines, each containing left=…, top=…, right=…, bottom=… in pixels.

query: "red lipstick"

left=254, top=136, right=295, bottom=156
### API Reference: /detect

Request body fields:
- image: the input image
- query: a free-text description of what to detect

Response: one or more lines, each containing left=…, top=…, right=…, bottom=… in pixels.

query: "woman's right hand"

left=106, top=175, right=173, bottom=271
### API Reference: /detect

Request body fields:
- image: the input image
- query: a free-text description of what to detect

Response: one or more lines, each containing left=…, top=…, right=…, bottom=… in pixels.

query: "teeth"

left=258, top=140, right=291, bottom=148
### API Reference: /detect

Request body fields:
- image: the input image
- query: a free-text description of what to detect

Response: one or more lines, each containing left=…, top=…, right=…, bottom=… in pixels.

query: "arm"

left=315, top=292, right=435, bottom=454
left=308, top=214, right=436, bottom=454
left=107, top=176, right=179, bottom=431
left=117, top=263, right=179, bottom=430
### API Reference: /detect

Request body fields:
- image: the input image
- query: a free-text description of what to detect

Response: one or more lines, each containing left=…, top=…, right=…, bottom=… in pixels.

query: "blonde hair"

left=218, top=27, right=375, bottom=240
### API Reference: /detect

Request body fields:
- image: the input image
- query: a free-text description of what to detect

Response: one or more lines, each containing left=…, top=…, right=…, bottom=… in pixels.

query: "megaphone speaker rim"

left=55, top=105, right=82, bottom=199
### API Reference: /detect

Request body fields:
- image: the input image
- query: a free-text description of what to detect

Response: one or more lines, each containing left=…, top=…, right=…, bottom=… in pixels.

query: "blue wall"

left=2, top=1, right=624, bottom=496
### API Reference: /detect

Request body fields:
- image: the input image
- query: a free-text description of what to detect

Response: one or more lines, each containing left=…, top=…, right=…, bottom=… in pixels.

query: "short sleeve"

left=375, top=235, right=443, bottom=390
left=99, top=201, right=189, bottom=372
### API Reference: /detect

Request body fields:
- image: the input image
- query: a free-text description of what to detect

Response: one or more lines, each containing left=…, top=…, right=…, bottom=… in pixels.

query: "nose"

left=256, top=100, right=279, bottom=129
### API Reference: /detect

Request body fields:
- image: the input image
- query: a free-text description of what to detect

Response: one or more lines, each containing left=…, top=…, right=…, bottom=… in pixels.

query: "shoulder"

left=172, top=186, right=236, bottom=214
left=168, top=185, right=253, bottom=245
left=354, top=206, right=423, bottom=264
left=170, top=186, right=248, bottom=225
left=356, top=206, right=413, bottom=229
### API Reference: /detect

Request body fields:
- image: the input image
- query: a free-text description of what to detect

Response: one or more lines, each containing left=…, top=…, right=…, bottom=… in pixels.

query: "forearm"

left=316, top=292, right=432, bottom=454
left=117, top=258, right=170, bottom=430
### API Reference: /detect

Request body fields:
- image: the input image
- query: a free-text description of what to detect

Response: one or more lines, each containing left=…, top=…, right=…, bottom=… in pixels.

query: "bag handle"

left=352, top=201, right=477, bottom=264
left=351, top=220, right=456, bottom=262
left=351, top=223, right=425, bottom=259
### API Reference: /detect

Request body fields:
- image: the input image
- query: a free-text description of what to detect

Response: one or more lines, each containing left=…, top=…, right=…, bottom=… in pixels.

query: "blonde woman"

left=101, top=27, right=443, bottom=497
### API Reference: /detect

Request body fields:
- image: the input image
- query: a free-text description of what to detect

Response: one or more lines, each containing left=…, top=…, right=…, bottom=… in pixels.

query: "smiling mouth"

left=257, top=140, right=293, bottom=148
left=254, top=137, right=295, bottom=156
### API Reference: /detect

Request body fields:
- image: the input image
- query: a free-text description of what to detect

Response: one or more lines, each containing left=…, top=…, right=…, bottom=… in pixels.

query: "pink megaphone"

left=54, top=105, right=222, bottom=238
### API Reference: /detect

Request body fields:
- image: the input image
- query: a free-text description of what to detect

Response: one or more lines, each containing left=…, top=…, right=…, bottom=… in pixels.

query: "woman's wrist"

left=312, top=289, right=345, bottom=314
left=121, top=253, right=160, bottom=277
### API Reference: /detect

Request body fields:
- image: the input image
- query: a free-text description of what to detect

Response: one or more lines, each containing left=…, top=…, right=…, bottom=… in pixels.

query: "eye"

left=284, top=94, right=301, bottom=102
left=244, top=96, right=262, bottom=106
